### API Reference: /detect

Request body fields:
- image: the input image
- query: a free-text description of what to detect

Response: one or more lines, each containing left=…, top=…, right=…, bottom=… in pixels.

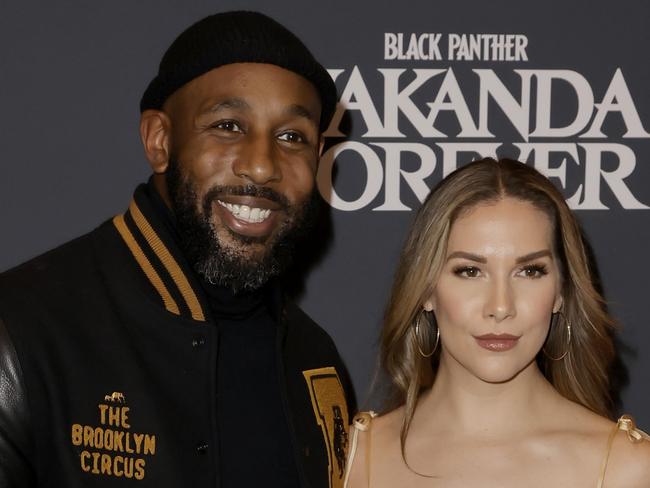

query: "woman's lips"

left=474, top=333, right=521, bottom=352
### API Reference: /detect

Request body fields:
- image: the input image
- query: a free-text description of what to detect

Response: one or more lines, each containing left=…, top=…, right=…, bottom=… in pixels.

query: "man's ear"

left=140, top=110, right=171, bottom=174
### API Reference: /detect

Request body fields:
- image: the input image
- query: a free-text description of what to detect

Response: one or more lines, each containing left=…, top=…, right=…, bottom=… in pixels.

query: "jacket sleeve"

left=0, top=318, right=36, bottom=487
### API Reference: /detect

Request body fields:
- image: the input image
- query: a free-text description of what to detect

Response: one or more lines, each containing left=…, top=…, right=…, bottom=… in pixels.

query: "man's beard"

left=166, top=159, right=320, bottom=294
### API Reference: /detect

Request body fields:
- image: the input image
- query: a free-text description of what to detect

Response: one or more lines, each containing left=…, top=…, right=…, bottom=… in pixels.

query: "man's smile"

left=217, top=200, right=272, bottom=223
left=212, top=196, right=286, bottom=238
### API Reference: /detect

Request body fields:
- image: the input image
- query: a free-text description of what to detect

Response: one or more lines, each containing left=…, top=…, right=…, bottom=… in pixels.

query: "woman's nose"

left=484, top=278, right=516, bottom=322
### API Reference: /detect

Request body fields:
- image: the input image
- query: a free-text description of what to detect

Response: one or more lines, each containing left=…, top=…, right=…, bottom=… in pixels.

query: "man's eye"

left=453, top=266, right=481, bottom=278
left=214, top=120, right=242, bottom=132
left=277, top=131, right=304, bottom=143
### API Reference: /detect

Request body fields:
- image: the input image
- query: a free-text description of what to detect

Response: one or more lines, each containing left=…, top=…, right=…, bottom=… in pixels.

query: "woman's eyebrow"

left=446, top=251, right=487, bottom=263
left=516, top=250, right=552, bottom=264
left=446, top=249, right=552, bottom=264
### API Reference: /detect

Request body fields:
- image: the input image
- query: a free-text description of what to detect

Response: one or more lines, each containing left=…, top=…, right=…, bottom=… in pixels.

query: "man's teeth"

left=217, top=201, right=272, bottom=223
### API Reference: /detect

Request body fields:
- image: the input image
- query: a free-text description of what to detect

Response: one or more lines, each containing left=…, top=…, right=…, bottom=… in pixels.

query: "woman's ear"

left=140, top=110, right=171, bottom=174
left=553, top=294, right=564, bottom=314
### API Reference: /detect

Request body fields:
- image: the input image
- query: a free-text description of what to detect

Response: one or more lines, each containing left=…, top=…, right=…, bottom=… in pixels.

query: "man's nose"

left=483, top=277, right=516, bottom=322
left=232, top=134, right=281, bottom=185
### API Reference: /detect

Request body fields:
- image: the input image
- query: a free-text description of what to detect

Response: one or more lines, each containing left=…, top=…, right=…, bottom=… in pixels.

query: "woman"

left=345, top=158, right=650, bottom=487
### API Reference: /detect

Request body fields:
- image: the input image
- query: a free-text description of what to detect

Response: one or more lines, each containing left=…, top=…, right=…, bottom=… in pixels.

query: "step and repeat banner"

left=2, top=1, right=649, bottom=423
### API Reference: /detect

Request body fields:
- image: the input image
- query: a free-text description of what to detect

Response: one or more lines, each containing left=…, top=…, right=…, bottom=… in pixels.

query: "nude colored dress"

left=344, top=412, right=649, bottom=488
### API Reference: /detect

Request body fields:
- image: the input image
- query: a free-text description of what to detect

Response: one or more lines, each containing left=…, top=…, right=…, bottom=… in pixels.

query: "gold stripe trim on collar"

left=113, top=215, right=180, bottom=316
left=129, top=200, right=205, bottom=321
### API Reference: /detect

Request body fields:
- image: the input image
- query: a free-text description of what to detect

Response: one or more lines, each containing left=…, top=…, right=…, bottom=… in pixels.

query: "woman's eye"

left=453, top=266, right=481, bottom=278
left=518, top=264, right=548, bottom=279
left=278, top=131, right=304, bottom=143
left=214, top=120, right=242, bottom=132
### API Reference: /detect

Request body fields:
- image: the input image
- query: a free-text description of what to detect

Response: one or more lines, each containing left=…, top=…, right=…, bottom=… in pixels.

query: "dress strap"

left=596, top=415, right=649, bottom=488
left=344, top=411, right=377, bottom=488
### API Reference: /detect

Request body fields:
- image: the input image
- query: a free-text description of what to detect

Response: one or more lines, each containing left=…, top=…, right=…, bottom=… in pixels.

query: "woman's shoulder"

left=344, top=408, right=402, bottom=488
left=525, top=399, right=650, bottom=485
left=345, top=411, right=375, bottom=487
left=600, top=415, right=650, bottom=487
left=351, top=407, right=401, bottom=431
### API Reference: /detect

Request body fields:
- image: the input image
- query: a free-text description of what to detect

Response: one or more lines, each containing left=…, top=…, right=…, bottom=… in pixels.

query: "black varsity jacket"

left=0, top=185, right=353, bottom=488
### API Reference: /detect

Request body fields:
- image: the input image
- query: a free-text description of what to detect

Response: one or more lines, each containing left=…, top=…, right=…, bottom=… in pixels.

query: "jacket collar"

left=112, top=182, right=284, bottom=323
left=112, top=184, right=209, bottom=322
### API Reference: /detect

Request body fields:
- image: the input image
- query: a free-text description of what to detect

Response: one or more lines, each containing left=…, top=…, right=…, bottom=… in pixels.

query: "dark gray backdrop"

left=2, top=0, right=648, bottom=425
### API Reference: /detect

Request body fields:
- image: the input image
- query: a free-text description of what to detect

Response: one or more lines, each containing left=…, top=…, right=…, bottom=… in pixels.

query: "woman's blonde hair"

left=380, top=157, right=616, bottom=454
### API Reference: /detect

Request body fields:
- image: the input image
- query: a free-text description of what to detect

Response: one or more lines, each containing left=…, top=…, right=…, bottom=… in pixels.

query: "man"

left=0, top=11, right=353, bottom=488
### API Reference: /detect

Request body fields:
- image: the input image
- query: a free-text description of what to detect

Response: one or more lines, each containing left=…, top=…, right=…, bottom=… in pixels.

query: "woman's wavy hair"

left=380, top=157, right=616, bottom=454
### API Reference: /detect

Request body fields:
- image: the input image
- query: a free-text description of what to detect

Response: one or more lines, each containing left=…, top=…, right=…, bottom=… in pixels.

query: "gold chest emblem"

left=303, top=367, right=350, bottom=488
left=70, top=392, right=157, bottom=480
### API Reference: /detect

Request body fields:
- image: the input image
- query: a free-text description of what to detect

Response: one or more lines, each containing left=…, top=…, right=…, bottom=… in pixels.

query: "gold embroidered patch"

left=104, top=391, right=126, bottom=403
left=70, top=393, right=157, bottom=480
left=303, top=367, right=349, bottom=488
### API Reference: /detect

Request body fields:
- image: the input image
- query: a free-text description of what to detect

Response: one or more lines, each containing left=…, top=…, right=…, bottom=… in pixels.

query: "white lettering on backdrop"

left=321, top=61, right=649, bottom=211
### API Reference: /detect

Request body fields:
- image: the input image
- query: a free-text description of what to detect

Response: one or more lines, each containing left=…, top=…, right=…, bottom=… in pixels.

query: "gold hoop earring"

left=543, top=311, right=572, bottom=361
left=413, top=312, right=440, bottom=358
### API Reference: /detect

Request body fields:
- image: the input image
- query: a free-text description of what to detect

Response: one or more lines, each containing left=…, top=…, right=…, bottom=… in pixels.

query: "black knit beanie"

left=140, top=11, right=337, bottom=132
